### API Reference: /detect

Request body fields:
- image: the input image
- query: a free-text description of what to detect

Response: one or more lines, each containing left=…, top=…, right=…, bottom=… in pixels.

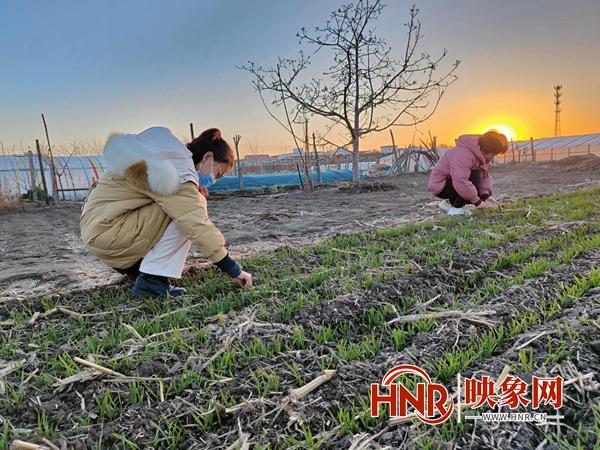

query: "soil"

left=4, top=222, right=594, bottom=449
left=1, top=157, right=599, bottom=301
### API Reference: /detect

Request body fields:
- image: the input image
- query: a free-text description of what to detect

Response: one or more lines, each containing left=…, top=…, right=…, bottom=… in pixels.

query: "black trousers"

left=113, top=259, right=142, bottom=281
left=436, top=170, right=489, bottom=207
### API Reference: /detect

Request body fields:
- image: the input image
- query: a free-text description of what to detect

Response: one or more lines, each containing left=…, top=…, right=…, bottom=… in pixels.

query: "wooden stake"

left=26, top=151, right=37, bottom=200
left=35, top=139, right=49, bottom=205
left=390, top=129, right=400, bottom=174
left=233, top=134, right=243, bottom=190
left=41, top=114, right=59, bottom=206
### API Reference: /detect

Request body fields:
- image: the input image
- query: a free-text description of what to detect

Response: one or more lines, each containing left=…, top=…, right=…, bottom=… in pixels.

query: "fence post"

left=41, top=113, right=60, bottom=206
left=588, top=145, right=592, bottom=155
left=551, top=148, right=554, bottom=161
left=568, top=147, right=571, bottom=158
left=26, top=151, right=37, bottom=200
left=530, top=137, right=535, bottom=162
left=233, top=134, right=243, bottom=191
left=190, top=123, right=195, bottom=140
left=35, top=139, right=49, bottom=205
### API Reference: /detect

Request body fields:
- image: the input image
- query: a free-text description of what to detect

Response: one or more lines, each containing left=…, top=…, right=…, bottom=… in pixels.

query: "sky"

left=0, top=0, right=599, bottom=156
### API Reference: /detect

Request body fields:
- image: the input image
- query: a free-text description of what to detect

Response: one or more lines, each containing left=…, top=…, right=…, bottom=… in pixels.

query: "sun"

left=482, top=124, right=517, bottom=142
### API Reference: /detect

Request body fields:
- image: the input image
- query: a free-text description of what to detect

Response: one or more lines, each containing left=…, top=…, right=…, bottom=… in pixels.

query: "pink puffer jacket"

left=428, top=134, right=492, bottom=205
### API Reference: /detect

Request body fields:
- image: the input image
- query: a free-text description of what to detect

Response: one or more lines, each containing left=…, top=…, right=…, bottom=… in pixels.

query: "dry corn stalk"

left=9, top=440, right=50, bottom=450
left=73, top=356, right=125, bottom=377
left=387, top=309, right=496, bottom=325
left=289, top=369, right=336, bottom=401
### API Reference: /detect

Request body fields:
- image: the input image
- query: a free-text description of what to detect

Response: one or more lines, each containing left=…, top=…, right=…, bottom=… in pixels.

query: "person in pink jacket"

left=428, top=130, right=508, bottom=215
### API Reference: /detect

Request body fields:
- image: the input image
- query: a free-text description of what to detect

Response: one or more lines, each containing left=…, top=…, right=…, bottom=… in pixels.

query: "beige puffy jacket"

left=80, top=127, right=227, bottom=269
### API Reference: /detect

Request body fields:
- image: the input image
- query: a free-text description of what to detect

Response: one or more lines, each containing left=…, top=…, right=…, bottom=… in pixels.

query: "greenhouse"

left=509, top=132, right=600, bottom=162
left=0, top=154, right=105, bottom=200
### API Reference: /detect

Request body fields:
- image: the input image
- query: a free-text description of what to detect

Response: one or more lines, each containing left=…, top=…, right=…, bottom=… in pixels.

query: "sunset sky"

left=1, top=0, right=599, bottom=155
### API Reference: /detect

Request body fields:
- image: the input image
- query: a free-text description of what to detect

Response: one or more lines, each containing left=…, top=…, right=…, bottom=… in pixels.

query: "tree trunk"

left=352, top=135, right=360, bottom=182
left=303, top=119, right=314, bottom=192
left=352, top=34, right=361, bottom=183
left=312, top=133, right=322, bottom=185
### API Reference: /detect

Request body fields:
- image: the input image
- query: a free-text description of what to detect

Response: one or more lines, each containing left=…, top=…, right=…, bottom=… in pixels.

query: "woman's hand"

left=198, top=187, right=209, bottom=198
left=476, top=200, right=499, bottom=209
left=234, top=271, right=253, bottom=288
left=486, top=196, right=501, bottom=208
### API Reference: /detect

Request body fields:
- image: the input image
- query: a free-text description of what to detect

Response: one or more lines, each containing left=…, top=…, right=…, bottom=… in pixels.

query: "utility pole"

left=554, top=85, right=562, bottom=137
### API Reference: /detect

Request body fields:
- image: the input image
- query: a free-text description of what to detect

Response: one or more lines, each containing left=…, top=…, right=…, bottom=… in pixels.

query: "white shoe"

left=438, top=199, right=452, bottom=211
left=448, top=206, right=466, bottom=216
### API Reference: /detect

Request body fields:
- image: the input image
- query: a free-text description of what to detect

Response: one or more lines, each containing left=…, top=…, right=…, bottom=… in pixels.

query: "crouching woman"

left=80, top=126, right=252, bottom=298
left=428, top=130, right=508, bottom=216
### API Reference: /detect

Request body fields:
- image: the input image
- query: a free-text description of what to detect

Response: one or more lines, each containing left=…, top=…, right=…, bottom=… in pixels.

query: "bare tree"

left=241, top=1, right=459, bottom=181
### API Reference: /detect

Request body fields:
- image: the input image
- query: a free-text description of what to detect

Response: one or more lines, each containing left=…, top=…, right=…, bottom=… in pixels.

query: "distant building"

left=241, top=154, right=272, bottom=167
left=274, top=152, right=299, bottom=162
left=332, top=147, right=352, bottom=158
left=380, top=145, right=397, bottom=156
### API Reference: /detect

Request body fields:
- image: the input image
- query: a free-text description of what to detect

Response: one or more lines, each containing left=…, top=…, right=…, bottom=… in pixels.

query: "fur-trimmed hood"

left=103, top=126, right=198, bottom=196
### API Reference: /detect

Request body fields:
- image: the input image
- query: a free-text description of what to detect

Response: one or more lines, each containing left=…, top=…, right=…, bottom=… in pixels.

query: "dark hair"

left=478, top=130, right=508, bottom=156
left=187, top=128, right=234, bottom=166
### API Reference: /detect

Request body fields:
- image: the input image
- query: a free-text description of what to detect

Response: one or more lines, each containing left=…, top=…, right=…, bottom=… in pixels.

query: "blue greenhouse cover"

left=208, top=169, right=353, bottom=193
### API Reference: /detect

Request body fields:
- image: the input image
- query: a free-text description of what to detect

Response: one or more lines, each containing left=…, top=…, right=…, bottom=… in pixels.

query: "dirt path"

left=1, top=157, right=599, bottom=300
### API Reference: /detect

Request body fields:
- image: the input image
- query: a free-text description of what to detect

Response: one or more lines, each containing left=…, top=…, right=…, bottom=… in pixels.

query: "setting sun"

left=482, top=124, right=517, bottom=142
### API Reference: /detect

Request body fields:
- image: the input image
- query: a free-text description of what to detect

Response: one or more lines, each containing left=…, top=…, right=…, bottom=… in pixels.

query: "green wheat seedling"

left=313, top=326, right=335, bottom=344
left=284, top=361, right=306, bottom=386
left=548, top=398, right=600, bottom=450
left=282, top=424, right=322, bottom=450
left=111, top=432, right=140, bottom=450
left=128, top=379, right=146, bottom=405
left=389, top=327, right=407, bottom=350
left=94, top=391, right=122, bottom=421
left=542, top=336, right=571, bottom=366
left=250, top=368, right=281, bottom=396
left=0, top=424, right=12, bottom=450
left=336, top=334, right=381, bottom=363
left=151, top=417, right=185, bottom=450
left=37, top=410, right=58, bottom=439
left=518, top=348, right=534, bottom=372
